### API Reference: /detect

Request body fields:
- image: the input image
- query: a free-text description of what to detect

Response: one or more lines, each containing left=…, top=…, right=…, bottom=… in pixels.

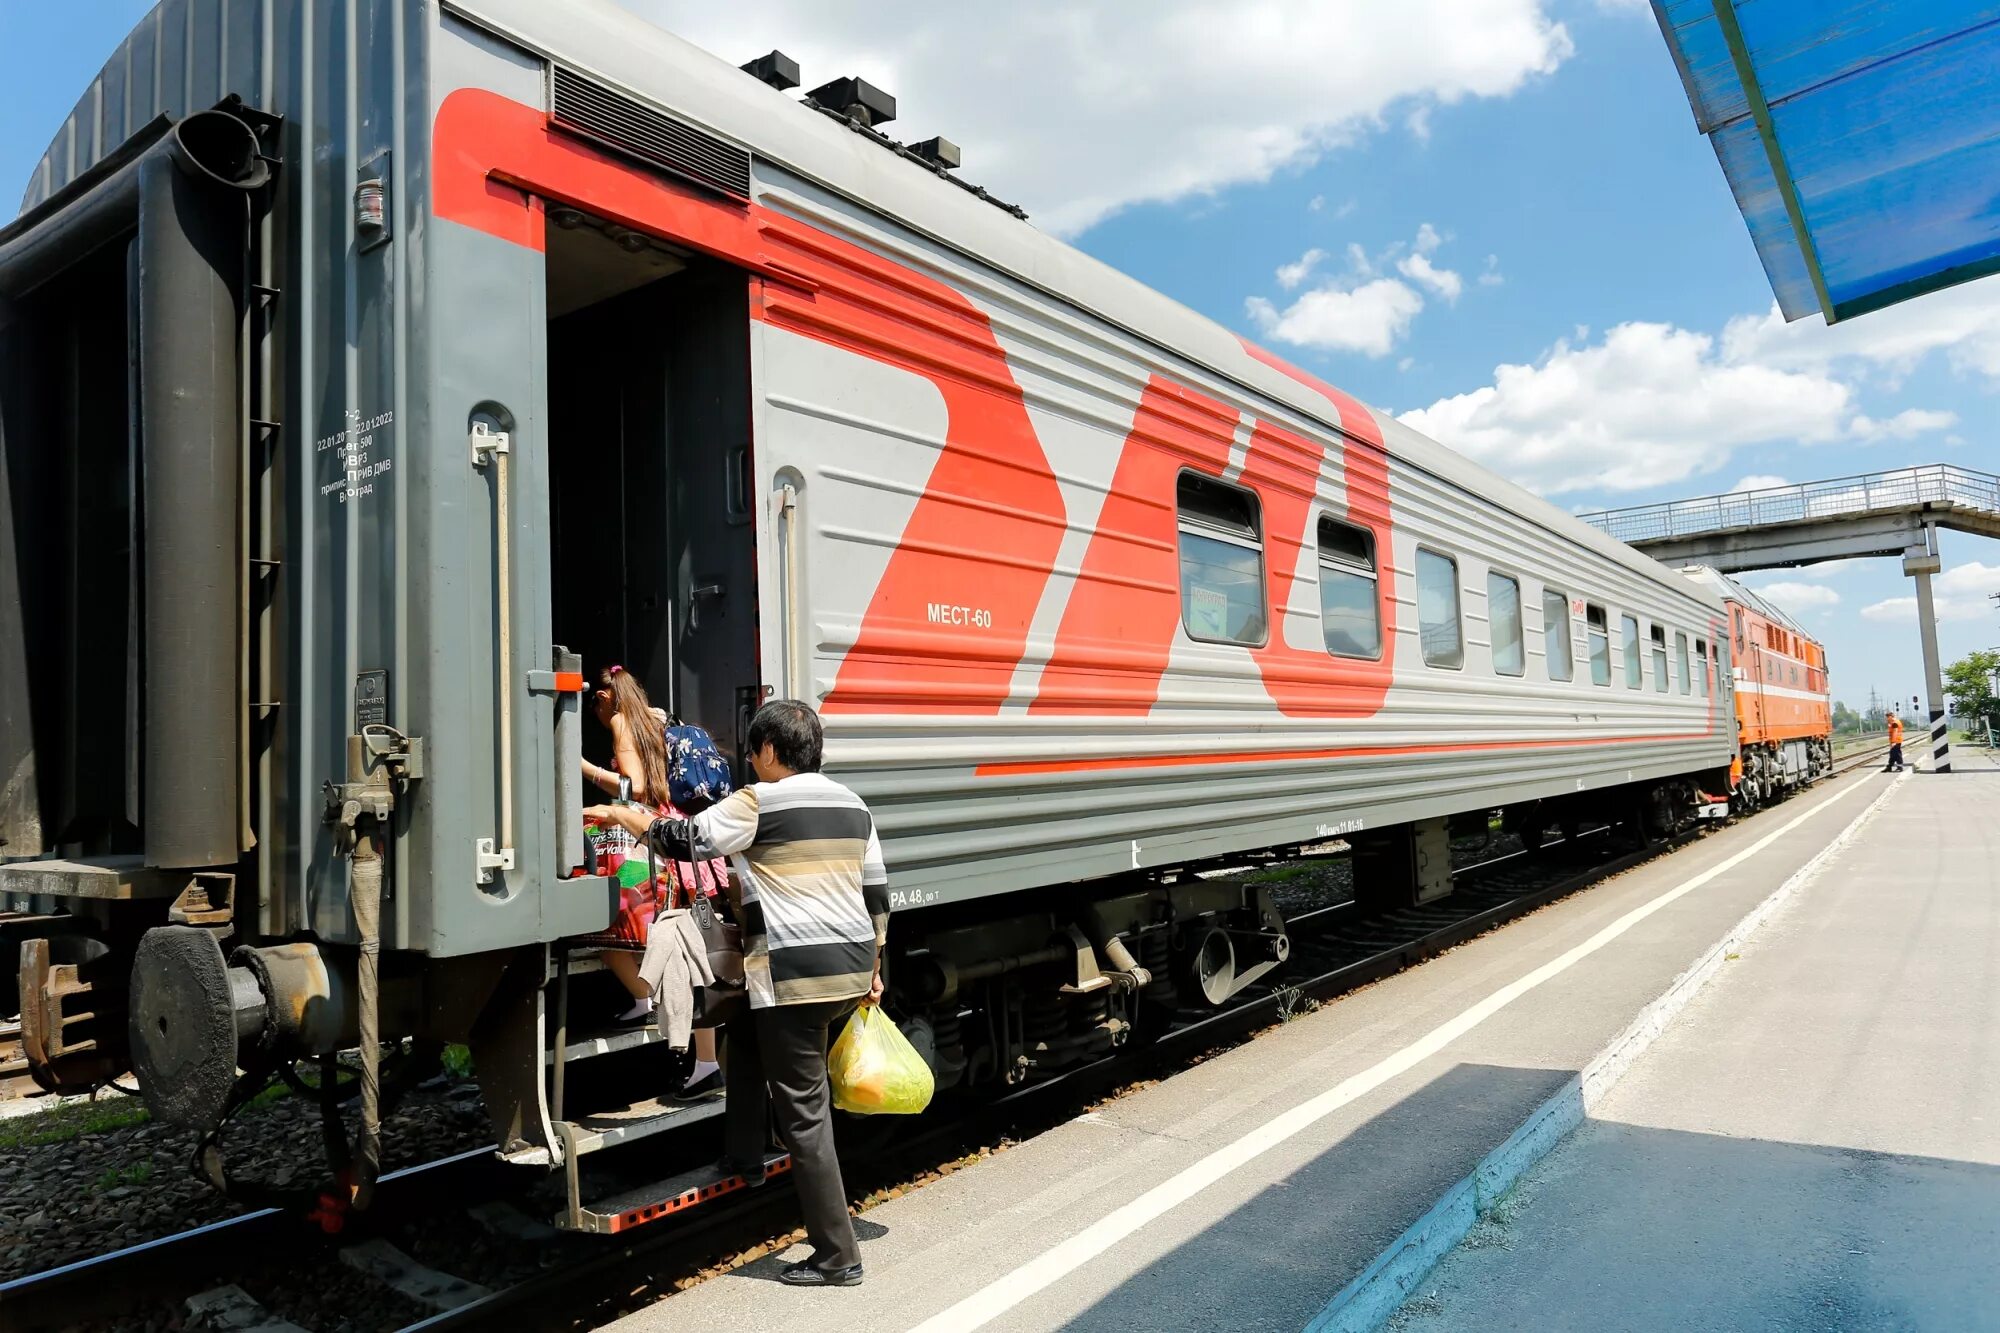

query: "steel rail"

left=0, top=1147, right=502, bottom=1331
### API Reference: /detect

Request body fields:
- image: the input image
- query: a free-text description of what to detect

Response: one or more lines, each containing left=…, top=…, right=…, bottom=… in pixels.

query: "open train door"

left=540, top=207, right=762, bottom=777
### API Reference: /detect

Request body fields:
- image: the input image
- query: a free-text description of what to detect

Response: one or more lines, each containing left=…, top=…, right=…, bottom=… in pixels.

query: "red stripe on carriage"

left=431, top=88, right=1064, bottom=716
left=1029, top=378, right=1240, bottom=715
left=1238, top=340, right=1398, bottom=719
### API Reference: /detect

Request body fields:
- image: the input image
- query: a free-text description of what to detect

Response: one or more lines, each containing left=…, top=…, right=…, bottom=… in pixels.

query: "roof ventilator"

left=741, top=50, right=802, bottom=92
left=794, top=73, right=1027, bottom=220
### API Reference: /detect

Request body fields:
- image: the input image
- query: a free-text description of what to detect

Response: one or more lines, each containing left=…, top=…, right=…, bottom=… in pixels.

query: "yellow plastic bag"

left=827, top=1003, right=935, bottom=1115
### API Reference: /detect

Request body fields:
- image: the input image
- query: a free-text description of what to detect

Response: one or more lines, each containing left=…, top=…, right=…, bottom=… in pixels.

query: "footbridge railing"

left=1580, top=464, right=2000, bottom=547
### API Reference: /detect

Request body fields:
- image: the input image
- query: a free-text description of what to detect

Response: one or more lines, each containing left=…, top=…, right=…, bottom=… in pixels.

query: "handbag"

left=688, top=881, right=745, bottom=984
left=656, top=821, right=743, bottom=983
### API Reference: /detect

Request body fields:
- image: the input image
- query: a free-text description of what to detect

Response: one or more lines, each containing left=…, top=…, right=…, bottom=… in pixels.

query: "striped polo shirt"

left=685, top=772, right=889, bottom=1008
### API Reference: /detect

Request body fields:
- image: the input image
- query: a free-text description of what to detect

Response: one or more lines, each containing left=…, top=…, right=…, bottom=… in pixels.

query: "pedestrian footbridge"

left=1581, top=464, right=2000, bottom=776
left=1579, top=464, right=2000, bottom=572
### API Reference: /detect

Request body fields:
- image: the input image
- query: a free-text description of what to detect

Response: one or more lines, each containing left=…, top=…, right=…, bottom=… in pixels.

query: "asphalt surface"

left=1392, top=765, right=2000, bottom=1332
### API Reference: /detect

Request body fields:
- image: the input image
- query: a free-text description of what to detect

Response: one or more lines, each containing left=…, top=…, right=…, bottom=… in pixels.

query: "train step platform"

left=1384, top=759, right=2000, bottom=1332
left=606, top=764, right=1920, bottom=1333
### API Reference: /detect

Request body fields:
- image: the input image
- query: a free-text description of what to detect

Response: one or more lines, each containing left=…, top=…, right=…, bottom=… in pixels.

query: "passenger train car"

left=1681, top=568, right=1834, bottom=808
left=1, top=0, right=1741, bottom=1230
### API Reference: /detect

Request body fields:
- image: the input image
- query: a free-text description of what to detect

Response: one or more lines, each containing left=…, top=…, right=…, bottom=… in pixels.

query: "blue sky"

left=6, top=0, right=1994, bottom=712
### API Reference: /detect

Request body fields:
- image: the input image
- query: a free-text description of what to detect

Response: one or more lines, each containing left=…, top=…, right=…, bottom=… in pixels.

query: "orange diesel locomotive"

left=1682, top=568, right=1832, bottom=809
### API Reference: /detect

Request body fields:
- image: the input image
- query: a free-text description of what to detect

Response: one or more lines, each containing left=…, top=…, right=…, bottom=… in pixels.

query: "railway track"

left=1, top=766, right=1887, bottom=1332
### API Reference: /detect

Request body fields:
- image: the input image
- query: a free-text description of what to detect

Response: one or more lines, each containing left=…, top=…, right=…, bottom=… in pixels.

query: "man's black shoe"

left=717, top=1155, right=768, bottom=1187
left=778, top=1259, right=863, bottom=1287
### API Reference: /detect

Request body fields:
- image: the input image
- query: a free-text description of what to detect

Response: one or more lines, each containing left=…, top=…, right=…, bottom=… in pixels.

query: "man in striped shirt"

left=589, top=699, right=887, bottom=1286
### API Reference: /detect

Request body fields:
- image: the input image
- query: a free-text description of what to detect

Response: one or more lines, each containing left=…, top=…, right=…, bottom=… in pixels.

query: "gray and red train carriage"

left=0, top=0, right=1818, bottom=1230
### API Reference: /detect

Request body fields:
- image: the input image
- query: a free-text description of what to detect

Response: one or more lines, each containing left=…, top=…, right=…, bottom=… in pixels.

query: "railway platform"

left=1388, top=757, right=2000, bottom=1332
left=607, top=762, right=1936, bottom=1333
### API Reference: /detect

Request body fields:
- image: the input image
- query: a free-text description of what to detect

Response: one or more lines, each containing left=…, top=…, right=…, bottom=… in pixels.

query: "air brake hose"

left=348, top=826, right=385, bottom=1210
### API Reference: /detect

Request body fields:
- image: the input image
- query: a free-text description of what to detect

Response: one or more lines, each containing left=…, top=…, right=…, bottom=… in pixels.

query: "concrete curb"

left=1303, top=774, right=1904, bottom=1333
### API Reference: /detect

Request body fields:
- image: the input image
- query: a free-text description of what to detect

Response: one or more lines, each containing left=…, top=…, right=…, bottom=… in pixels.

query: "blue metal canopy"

left=1651, top=1, right=2000, bottom=323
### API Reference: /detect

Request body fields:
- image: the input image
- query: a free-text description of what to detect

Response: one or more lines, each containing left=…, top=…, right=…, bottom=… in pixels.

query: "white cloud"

left=1399, top=322, right=1865, bottom=495
left=1721, top=278, right=2000, bottom=387
left=1478, top=254, right=1504, bottom=287
left=1397, top=251, right=1464, bottom=303
left=1406, top=105, right=1434, bottom=143
left=1847, top=408, right=1959, bottom=440
left=1247, top=278, right=1426, bottom=357
left=1787, top=558, right=1867, bottom=581
left=1753, top=582, right=1841, bottom=615
left=1276, top=248, right=1329, bottom=290
left=1729, top=474, right=1791, bottom=492
left=624, top=1, right=1575, bottom=235
left=1860, top=562, right=2000, bottom=623
left=1249, top=223, right=1486, bottom=356
left=1400, top=310, right=1965, bottom=497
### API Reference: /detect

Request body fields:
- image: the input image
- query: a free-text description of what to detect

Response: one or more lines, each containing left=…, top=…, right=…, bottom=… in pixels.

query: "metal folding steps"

left=564, top=1150, right=793, bottom=1235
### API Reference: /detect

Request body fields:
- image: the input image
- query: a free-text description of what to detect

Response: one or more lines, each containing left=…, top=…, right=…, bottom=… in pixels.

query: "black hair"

left=748, top=699, right=824, bottom=774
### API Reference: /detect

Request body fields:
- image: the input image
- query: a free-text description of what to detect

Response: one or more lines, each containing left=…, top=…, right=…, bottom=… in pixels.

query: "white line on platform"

left=903, top=773, right=1889, bottom=1333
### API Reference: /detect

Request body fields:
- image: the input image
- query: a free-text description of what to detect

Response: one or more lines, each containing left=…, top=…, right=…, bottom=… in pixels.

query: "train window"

left=1177, top=472, right=1268, bottom=646
left=1416, top=548, right=1463, bottom=669
left=1544, top=589, right=1574, bottom=682
left=1649, top=625, right=1669, bottom=693
left=1586, top=604, right=1611, bottom=686
left=1317, top=517, right=1382, bottom=659
left=1488, top=572, right=1524, bottom=676
left=1622, top=614, right=1642, bottom=689
left=1675, top=632, right=1691, bottom=695
left=1695, top=639, right=1709, bottom=697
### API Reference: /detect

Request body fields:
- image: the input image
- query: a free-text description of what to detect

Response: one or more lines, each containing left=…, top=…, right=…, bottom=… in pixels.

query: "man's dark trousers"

left=1886, top=743, right=1903, bottom=771
left=724, top=996, right=861, bottom=1271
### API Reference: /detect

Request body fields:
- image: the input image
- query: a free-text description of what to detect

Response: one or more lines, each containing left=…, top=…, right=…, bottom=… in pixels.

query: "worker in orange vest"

left=1884, top=711, right=1905, bottom=772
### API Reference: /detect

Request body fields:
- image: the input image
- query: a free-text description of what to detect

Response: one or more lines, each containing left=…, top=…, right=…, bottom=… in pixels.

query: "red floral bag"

left=580, top=807, right=669, bottom=947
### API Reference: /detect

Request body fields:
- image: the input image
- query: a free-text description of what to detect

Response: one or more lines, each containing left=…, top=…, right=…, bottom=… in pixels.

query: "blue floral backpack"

left=663, top=718, right=734, bottom=813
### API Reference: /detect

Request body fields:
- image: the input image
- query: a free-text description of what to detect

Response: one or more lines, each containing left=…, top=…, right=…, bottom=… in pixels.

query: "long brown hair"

left=599, top=666, right=671, bottom=806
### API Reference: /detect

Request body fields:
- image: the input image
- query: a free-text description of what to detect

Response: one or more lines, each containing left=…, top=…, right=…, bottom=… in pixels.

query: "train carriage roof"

left=19, top=0, right=1721, bottom=613
left=1679, top=566, right=1816, bottom=641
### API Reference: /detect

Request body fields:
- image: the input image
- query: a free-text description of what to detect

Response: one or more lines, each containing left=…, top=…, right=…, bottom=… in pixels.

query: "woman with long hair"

left=579, top=667, right=725, bottom=1093
left=580, top=665, right=673, bottom=1021
left=583, top=664, right=672, bottom=806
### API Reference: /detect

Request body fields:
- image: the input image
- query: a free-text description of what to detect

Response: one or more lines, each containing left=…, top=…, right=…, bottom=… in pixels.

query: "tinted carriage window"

left=1695, top=638, right=1709, bottom=697
left=1650, top=625, right=1669, bottom=693
left=1675, top=631, right=1691, bottom=695
left=1622, top=614, right=1642, bottom=689
left=1416, top=549, right=1463, bottom=669
left=1544, top=589, right=1573, bottom=682
left=1586, top=604, right=1610, bottom=686
left=1177, top=473, right=1266, bottom=646
left=1488, top=572, right=1524, bottom=676
left=1318, top=517, right=1381, bottom=659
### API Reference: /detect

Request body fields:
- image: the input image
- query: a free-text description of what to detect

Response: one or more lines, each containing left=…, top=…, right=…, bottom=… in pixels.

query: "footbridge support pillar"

left=1904, top=532, right=1950, bottom=773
